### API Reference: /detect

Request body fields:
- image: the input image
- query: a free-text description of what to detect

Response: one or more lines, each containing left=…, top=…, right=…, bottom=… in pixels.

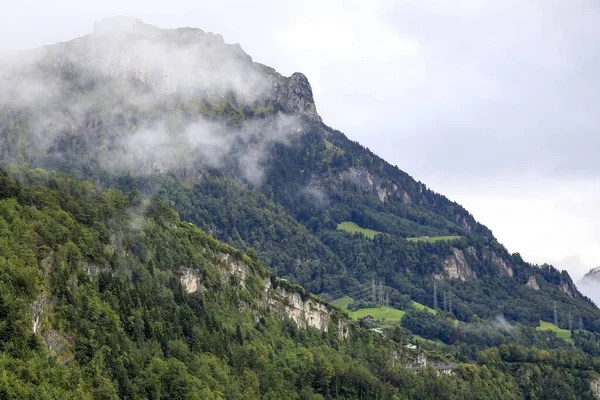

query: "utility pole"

left=553, top=300, right=559, bottom=327
left=433, top=282, right=438, bottom=310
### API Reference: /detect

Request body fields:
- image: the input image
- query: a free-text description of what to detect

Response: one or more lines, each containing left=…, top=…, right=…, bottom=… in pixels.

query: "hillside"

left=579, top=267, right=600, bottom=307
left=2, top=17, right=600, bottom=398
left=0, top=166, right=572, bottom=399
left=3, top=17, right=596, bottom=328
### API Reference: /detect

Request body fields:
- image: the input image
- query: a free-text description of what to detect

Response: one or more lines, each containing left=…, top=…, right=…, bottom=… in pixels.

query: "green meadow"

left=407, top=235, right=462, bottom=243
left=337, top=221, right=381, bottom=239
left=536, top=320, right=574, bottom=344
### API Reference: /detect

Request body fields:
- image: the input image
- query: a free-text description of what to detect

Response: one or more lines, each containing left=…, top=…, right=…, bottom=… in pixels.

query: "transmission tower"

left=371, top=277, right=377, bottom=303
left=568, top=312, right=573, bottom=331
left=443, top=291, right=447, bottom=312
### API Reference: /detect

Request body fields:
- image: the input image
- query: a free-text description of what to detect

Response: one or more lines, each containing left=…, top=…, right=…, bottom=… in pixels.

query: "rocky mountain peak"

left=581, top=267, right=600, bottom=282
left=31, top=17, right=321, bottom=121
left=93, top=16, right=155, bottom=36
left=279, top=72, right=321, bottom=122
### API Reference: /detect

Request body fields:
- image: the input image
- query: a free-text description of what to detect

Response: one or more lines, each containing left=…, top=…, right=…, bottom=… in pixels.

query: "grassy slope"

left=407, top=235, right=462, bottom=243
left=331, top=296, right=355, bottom=309
left=331, top=297, right=437, bottom=329
left=412, top=301, right=437, bottom=314
left=348, top=307, right=406, bottom=327
left=536, top=320, right=574, bottom=344
left=337, top=221, right=381, bottom=239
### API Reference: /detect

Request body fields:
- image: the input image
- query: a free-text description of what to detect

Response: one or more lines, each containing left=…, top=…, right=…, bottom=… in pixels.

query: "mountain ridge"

left=0, top=17, right=596, bottom=330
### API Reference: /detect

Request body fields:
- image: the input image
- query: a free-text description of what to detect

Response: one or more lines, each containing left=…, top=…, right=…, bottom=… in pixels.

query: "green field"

left=348, top=307, right=406, bottom=327
left=412, top=301, right=437, bottom=314
left=337, top=221, right=381, bottom=239
left=331, top=295, right=354, bottom=310
left=407, top=235, right=462, bottom=243
left=331, top=296, right=404, bottom=327
left=413, top=334, right=443, bottom=346
left=536, top=320, right=573, bottom=344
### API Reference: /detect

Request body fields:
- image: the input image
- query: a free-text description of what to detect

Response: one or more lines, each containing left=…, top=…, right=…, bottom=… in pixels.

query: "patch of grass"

left=324, top=139, right=335, bottom=150
left=536, top=320, right=573, bottom=344
left=407, top=235, right=462, bottom=243
left=348, top=307, right=406, bottom=327
left=337, top=221, right=381, bottom=239
left=412, top=335, right=443, bottom=346
left=412, top=301, right=437, bottom=314
left=331, top=296, right=354, bottom=310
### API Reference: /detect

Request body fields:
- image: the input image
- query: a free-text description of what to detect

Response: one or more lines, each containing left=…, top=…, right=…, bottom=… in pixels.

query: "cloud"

left=300, top=186, right=329, bottom=208
left=0, top=18, right=305, bottom=186
left=577, top=280, right=600, bottom=307
left=493, top=315, right=514, bottom=335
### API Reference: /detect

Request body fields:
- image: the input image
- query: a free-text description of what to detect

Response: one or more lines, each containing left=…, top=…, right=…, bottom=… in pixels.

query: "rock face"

left=338, top=167, right=411, bottom=204
left=12, top=17, right=320, bottom=122
left=180, top=267, right=204, bottom=293
left=280, top=73, right=321, bottom=121
left=440, top=248, right=476, bottom=281
left=592, top=377, right=600, bottom=400
left=490, top=251, right=513, bottom=277
left=179, top=252, right=349, bottom=339
left=526, top=276, right=540, bottom=291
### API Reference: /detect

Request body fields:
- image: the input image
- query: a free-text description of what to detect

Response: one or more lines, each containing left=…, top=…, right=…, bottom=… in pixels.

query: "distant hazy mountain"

left=578, top=267, right=600, bottom=306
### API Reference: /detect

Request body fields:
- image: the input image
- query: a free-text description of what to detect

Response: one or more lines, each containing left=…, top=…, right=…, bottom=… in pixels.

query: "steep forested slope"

left=0, top=16, right=599, bottom=363
left=2, top=167, right=576, bottom=400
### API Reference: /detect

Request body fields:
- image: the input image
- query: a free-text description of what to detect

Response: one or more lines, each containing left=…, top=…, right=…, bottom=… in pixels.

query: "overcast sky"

left=3, top=0, right=599, bottom=281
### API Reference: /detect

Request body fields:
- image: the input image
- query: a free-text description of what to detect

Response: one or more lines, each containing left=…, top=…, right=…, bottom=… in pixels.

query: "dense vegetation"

left=2, top=167, right=600, bottom=399
left=1, top=23, right=600, bottom=398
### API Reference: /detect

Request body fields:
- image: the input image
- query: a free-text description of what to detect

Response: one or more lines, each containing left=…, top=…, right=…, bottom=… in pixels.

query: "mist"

left=578, top=281, right=600, bottom=307
left=0, top=17, right=303, bottom=186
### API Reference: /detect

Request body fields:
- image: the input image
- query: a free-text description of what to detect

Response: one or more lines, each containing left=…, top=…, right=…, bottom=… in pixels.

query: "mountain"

left=2, top=17, right=600, bottom=398
left=1, top=16, right=594, bottom=325
left=579, top=267, right=600, bottom=306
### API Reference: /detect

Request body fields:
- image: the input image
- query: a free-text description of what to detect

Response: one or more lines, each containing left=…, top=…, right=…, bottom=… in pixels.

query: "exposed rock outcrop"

left=439, top=248, right=476, bottom=281
left=526, top=276, right=540, bottom=291
left=559, top=282, right=574, bottom=297
left=592, top=377, right=600, bottom=400
left=338, top=167, right=411, bottom=204
left=43, top=329, right=74, bottom=365
left=179, top=253, right=349, bottom=339
left=180, top=267, right=205, bottom=293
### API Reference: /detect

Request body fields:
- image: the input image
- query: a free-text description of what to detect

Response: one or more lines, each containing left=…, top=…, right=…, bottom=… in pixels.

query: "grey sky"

left=2, top=0, right=600, bottom=282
